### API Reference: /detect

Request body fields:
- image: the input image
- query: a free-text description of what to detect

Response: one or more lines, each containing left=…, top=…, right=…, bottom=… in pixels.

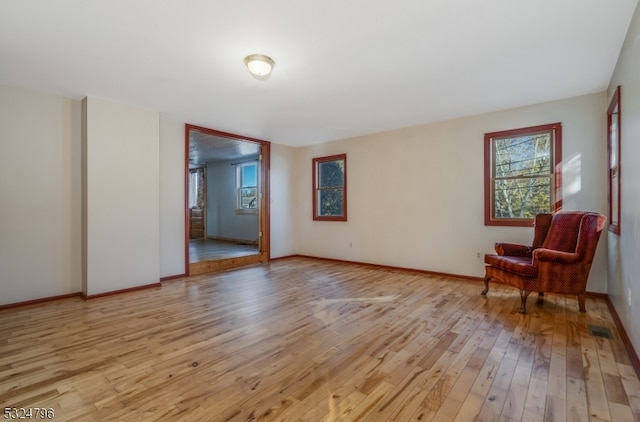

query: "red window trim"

left=312, top=154, right=347, bottom=221
left=607, top=86, right=621, bottom=235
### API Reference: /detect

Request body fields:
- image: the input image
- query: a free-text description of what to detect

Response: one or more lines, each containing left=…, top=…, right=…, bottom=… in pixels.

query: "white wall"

left=0, top=85, right=82, bottom=305
left=270, top=143, right=297, bottom=258
left=159, top=118, right=186, bottom=277
left=295, top=93, right=608, bottom=291
left=607, top=1, right=640, bottom=358
left=83, top=97, right=160, bottom=295
left=206, top=161, right=259, bottom=242
left=0, top=86, right=612, bottom=304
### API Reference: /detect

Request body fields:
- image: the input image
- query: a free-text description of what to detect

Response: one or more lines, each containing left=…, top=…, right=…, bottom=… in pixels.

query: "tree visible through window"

left=313, top=154, right=347, bottom=221
left=484, top=123, right=562, bottom=226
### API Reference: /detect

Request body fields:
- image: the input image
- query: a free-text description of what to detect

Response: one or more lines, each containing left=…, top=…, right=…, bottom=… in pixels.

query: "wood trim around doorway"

left=184, top=124, right=270, bottom=276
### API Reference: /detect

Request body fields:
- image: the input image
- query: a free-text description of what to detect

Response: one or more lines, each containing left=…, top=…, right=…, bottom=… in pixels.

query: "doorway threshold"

left=189, top=253, right=268, bottom=276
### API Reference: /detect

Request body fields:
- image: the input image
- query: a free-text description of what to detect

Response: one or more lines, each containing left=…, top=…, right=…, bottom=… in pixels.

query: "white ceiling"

left=1, top=0, right=637, bottom=147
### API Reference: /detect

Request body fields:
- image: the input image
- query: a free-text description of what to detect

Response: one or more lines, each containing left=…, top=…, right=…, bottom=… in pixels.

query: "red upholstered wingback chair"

left=482, top=211, right=606, bottom=314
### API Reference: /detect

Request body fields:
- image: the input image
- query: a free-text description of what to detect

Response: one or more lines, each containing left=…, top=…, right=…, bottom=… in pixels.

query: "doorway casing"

left=184, top=124, right=270, bottom=275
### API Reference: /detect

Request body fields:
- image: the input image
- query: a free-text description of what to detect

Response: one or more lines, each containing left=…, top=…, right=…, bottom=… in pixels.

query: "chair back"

left=539, top=211, right=606, bottom=262
left=574, top=212, right=607, bottom=265
left=541, top=212, right=587, bottom=252
left=538, top=211, right=606, bottom=295
left=531, top=213, right=553, bottom=249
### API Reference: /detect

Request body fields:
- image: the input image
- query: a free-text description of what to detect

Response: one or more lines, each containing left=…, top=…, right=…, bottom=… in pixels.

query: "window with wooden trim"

left=484, top=123, right=562, bottom=226
left=236, top=161, right=258, bottom=213
left=313, top=154, right=347, bottom=221
left=607, top=86, right=621, bottom=235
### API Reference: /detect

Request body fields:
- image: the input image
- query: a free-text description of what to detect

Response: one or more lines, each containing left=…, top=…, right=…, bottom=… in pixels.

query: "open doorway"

left=185, top=124, right=270, bottom=275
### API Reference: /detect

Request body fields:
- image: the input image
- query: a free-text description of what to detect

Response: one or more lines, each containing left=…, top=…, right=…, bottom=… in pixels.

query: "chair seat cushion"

left=484, top=255, right=538, bottom=277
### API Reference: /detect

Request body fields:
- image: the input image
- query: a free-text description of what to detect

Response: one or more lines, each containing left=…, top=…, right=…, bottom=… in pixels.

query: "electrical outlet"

left=476, top=252, right=482, bottom=260
left=349, top=242, right=353, bottom=248
left=628, top=288, right=632, bottom=307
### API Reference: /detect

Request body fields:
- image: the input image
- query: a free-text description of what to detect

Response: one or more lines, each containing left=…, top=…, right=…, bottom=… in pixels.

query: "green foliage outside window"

left=313, top=154, right=347, bottom=221
left=318, top=160, right=345, bottom=216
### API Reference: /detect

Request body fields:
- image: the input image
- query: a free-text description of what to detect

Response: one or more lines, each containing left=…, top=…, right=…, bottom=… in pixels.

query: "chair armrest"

left=495, top=242, right=532, bottom=257
left=533, top=248, right=580, bottom=264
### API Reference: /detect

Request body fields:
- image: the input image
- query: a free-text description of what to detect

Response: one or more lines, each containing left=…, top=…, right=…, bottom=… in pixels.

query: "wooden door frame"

left=184, top=124, right=270, bottom=275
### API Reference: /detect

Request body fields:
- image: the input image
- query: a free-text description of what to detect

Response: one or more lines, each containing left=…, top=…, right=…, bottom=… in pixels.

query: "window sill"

left=485, top=218, right=535, bottom=227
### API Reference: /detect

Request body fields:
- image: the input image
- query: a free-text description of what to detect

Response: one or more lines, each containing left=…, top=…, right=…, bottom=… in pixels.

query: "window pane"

left=611, top=171, right=619, bottom=225
left=318, top=189, right=344, bottom=216
left=610, top=111, right=619, bottom=167
left=493, top=177, right=551, bottom=219
left=494, top=133, right=551, bottom=178
left=241, top=164, right=257, bottom=188
left=240, top=187, right=257, bottom=209
left=189, top=172, right=198, bottom=208
left=319, top=160, right=344, bottom=188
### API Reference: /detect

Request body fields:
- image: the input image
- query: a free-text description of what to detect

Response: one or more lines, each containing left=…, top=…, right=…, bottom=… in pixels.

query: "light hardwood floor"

left=1, top=257, right=639, bottom=421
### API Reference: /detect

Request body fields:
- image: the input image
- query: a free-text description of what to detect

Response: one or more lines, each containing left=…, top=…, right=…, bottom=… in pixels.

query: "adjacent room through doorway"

left=185, top=124, right=270, bottom=275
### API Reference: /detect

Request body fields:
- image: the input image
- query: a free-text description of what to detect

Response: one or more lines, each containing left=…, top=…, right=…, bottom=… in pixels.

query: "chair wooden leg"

left=578, top=293, right=586, bottom=312
left=519, top=290, right=531, bottom=314
left=481, top=276, right=490, bottom=296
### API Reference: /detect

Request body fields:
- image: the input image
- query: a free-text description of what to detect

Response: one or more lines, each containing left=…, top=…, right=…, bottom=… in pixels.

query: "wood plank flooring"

left=189, top=238, right=259, bottom=263
left=1, top=257, right=639, bottom=421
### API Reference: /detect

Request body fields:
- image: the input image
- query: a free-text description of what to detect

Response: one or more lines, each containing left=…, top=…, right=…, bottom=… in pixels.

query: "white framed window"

left=188, top=168, right=204, bottom=209
left=236, top=161, right=258, bottom=213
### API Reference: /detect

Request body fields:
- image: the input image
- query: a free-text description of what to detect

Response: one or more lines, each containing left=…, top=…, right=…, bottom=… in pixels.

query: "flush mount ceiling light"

left=244, top=54, right=275, bottom=78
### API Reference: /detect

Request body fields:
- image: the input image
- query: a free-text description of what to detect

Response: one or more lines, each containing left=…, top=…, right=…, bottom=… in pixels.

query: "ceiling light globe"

left=244, top=54, right=275, bottom=77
